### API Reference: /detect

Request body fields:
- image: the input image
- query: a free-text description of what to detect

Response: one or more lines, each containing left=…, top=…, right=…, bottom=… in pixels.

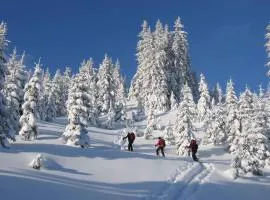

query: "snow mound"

left=29, top=154, right=62, bottom=170
left=223, top=168, right=236, bottom=179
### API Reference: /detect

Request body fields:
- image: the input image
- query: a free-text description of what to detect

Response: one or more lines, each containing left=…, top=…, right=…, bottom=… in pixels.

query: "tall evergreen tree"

left=204, top=104, right=226, bottom=145
left=265, top=23, right=270, bottom=75
left=52, top=69, right=65, bottom=116
left=43, top=69, right=57, bottom=122
left=4, top=49, right=28, bottom=137
left=79, top=58, right=97, bottom=124
left=62, top=71, right=91, bottom=147
left=225, top=79, right=238, bottom=112
left=174, top=83, right=196, bottom=156
left=171, top=17, right=199, bottom=102
left=113, top=59, right=126, bottom=121
left=60, top=66, right=72, bottom=116
left=96, top=55, right=116, bottom=115
left=197, top=73, right=210, bottom=122
left=113, top=59, right=125, bottom=104
left=170, top=91, right=178, bottom=110
left=260, top=85, right=270, bottom=140
left=211, top=83, right=223, bottom=105
left=39, top=68, right=51, bottom=120
left=164, top=121, right=175, bottom=145
left=171, top=17, right=189, bottom=100
left=19, top=62, right=42, bottom=140
left=144, top=105, right=155, bottom=139
left=130, top=20, right=169, bottom=112
left=238, top=87, right=254, bottom=133
left=225, top=78, right=239, bottom=144
left=0, top=22, right=13, bottom=147
left=129, top=21, right=150, bottom=101
left=146, top=20, right=170, bottom=112
left=232, top=99, right=270, bottom=177
left=229, top=87, right=254, bottom=153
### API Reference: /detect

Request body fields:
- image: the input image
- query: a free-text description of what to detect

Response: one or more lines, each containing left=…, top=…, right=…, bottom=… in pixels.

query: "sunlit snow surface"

left=1, top=111, right=270, bottom=200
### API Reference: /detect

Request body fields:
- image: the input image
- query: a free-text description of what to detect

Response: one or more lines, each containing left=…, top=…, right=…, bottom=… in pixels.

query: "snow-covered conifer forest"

left=1, top=18, right=270, bottom=200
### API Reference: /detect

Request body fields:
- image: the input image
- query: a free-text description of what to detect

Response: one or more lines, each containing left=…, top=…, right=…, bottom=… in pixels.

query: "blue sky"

left=1, top=0, right=270, bottom=94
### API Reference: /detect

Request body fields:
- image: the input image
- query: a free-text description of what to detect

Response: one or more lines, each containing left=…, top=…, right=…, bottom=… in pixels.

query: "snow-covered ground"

left=1, top=113, right=270, bottom=200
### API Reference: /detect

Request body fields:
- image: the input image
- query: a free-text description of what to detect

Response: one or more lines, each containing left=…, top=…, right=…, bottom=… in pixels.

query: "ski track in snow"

left=148, top=162, right=214, bottom=200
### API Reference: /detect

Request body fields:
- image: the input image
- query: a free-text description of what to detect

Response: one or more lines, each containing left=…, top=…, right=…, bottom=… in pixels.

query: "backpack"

left=160, top=139, right=166, bottom=147
left=130, top=132, right=136, bottom=141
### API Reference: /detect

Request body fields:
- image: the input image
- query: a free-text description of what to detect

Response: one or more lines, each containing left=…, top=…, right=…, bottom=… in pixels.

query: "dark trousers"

left=192, top=152, right=198, bottom=161
left=128, top=141, right=133, bottom=151
left=156, top=146, right=165, bottom=157
left=188, top=148, right=198, bottom=161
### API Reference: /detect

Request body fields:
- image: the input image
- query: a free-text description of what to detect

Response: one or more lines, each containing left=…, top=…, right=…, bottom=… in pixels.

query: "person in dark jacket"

left=187, top=139, right=198, bottom=161
left=123, top=132, right=135, bottom=151
left=155, top=137, right=166, bottom=157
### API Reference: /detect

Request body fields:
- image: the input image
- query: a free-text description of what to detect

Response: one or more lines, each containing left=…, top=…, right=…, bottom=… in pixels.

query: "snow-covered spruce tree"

left=227, top=110, right=241, bottom=153
left=62, top=72, right=91, bottom=147
left=0, top=21, right=13, bottom=147
left=238, top=87, right=254, bottom=133
left=144, top=105, right=155, bottom=139
left=96, top=55, right=116, bottom=115
left=113, top=59, right=125, bottom=104
left=105, top=101, right=116, bottom=129
left=39, top=68, right=51, bottom=120
left=52, top=69, right=65, bottom=116
left=19, top=62, right=42, bottom=140
left=231, top=100, right=270, bottom=177
left=171, top=17, right=199, bottom=103
left=130, top=20, right=169, bottom=112
left=254, top=86, right=270, bottom=142
left=189, top=71, right=200, bottom=103
left=44, top=72, right=57, bottom=122
left=170, top=91, right=178, bottom=110
left=148, top=20, right=170, bottom=111
left=225, top=78, right=239, bottom=145
left=171, top=17, right=190, bottom=100
left=204, top=103, right=226, bottom=145
left=4, top=49, right=28, bottom=137
left=59, top=66, right=72, bottom=116
left=128, top=21, right=150, bottom=102
left=113, top=60, right=126, bottom=121
left=17, top=52, right=28, bottom=113
left=132, top=97, right=146, bottom=122
left=211, top=83, right=223, bottom=106
left=264, top=84, right=270, bottom=139
left=174, top=83, right=196, bottom=156
left=260, top=85, right=270, bottom=140
left=229, top=87, right=254, bottom=153
left=79, top=58, right=98, bottom=125
left=265, top=23, right=270, bottom=75
left=197, top=73, right=210, bottom=122
left=164, top=121, right=175, bottom=145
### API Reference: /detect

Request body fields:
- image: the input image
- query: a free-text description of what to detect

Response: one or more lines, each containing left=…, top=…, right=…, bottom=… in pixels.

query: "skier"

left=155, top=137, right=166, bottom=157
left=123, top=132, right=136, bottom=151
left=186, top=139, right=198, bottom=161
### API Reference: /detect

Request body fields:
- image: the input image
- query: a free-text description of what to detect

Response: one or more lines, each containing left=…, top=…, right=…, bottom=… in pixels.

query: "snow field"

left=1, top=114, right=270, bottom=200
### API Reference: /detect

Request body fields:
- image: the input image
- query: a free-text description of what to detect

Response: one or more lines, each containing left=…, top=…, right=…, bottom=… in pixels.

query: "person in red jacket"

left=155, top=137, right=166, bottom=157
left=187, top=139, right=198, bottom=161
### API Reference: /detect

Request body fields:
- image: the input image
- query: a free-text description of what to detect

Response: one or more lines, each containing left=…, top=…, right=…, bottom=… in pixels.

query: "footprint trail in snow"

left=148, top=162, right=214, bottom=200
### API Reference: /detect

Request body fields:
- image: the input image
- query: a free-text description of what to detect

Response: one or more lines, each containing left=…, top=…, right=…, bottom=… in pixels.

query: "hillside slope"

left=1, top=113, right=270, bottom=200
